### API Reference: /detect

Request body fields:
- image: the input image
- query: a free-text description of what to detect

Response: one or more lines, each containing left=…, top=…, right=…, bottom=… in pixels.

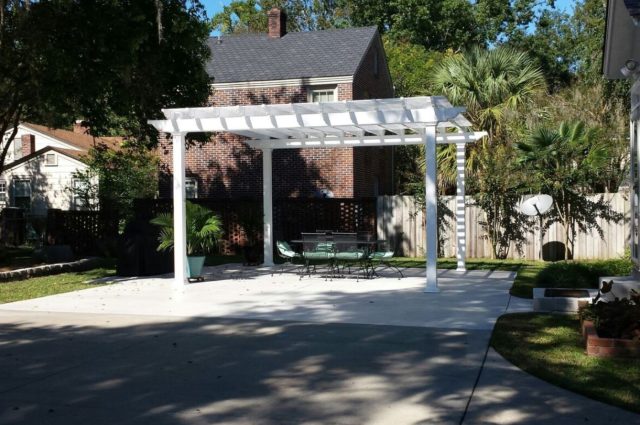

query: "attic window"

left=309, top=86, right=337, bottom=103
left=44, top=153, right=57, bottom=166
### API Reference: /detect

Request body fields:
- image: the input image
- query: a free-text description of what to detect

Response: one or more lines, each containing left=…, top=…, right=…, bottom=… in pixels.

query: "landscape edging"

left=0, top=257, right=103, bottom=283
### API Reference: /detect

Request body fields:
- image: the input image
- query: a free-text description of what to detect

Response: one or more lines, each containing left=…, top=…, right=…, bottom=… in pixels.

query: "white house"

left=0, top=122, right=120, bottom=216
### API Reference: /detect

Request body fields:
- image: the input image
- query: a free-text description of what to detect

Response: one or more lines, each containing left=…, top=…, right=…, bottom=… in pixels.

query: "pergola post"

left=262, top=147, right=274, bottom=266
left=455, top=143, right=467, bottom=272
left=172, top=132, right=188, bottom=285
left=424, top=126, right=439, bottom=292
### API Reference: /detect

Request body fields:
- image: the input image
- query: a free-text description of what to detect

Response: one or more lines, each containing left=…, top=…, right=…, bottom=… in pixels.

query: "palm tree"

left=427, top=47, right=546, bottom=255
left=517, top=121, right=622, bottom=260
left=430, top=46, right=546, bottom=183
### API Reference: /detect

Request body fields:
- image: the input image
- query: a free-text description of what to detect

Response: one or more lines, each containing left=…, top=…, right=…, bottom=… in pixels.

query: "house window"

left=309, top=87, right=336, bottom=103
left=72, top=179, right=89, bottom=210
left=13, top=179, right=31, bottom=210
left=185, top=178, right=198, bottom=199
left=0, top=181, right=6, bottom=203
left=45, top=153, right=57, bottom=166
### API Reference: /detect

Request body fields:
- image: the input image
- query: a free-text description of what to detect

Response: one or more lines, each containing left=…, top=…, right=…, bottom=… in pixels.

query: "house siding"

left=157, top=32, right=394, bottom=199
left=2, top=154, right=87, bottom=216
left=1, top=126, right=83, bottom=164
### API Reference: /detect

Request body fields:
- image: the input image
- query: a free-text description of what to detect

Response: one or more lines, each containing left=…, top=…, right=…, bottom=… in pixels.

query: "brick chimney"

left=268, top=8, right=286, bottom=38
left=73, top=120, right=90, bottom=135
left=20, top=134, right=35, bottom=156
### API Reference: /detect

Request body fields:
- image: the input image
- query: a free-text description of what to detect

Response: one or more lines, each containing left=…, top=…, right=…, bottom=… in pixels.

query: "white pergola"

left=149, top=96, right=486, bottom=292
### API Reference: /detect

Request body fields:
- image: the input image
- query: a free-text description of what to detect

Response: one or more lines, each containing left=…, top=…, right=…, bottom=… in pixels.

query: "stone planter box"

left=533, top=287, right=598, bottom=313
left=582, top=320, right=640, bottom=358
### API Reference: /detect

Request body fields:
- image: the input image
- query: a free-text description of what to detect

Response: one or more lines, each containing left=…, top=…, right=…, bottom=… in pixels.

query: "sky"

left=201, top=0, right=577, bottom=35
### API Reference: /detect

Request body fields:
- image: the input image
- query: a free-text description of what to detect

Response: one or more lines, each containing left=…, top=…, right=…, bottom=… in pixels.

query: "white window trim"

left=0, top=181, right=7, bottom=204
left=185, top=177, right=198, bottom=199
left=72, top=179, right=89, bottom=210
left=307, top=85, right=338, bottom=103
left=12, top=178, right=31, bottom=208
left=44, top=152, right=58, bottom=166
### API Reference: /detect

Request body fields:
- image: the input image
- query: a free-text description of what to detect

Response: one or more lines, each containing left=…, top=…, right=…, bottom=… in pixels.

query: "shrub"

left=536, top=259, right=633, bottom=289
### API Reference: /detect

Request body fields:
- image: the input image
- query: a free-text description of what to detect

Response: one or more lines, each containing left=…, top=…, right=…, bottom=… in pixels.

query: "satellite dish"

left=519, top=194, right=553, bottom=262
left=315, top=188, right=334, bottom=198
left=519, top=194, right=553, bottom=216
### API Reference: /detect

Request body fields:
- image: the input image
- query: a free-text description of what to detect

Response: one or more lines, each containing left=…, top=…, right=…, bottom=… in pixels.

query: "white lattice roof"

left=149, top=96, right=486, bottom=147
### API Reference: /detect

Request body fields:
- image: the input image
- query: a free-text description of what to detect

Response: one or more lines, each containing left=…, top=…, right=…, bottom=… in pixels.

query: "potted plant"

left=150, top=201, right=223, bottom=281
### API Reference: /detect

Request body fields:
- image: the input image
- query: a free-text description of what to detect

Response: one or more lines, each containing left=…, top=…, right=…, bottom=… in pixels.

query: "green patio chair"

left=333, top=233, right=367, bottom=280
left=273, top=240, right=304, bottom=275
left=300, top=233, right=335, bottom=279
left=368, top=236, right=404, bottom=279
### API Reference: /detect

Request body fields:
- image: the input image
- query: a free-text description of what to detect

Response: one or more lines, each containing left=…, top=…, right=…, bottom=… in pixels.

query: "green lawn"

left=0, top=267, right=116, bottom=304
left=389, top=257, right=632, bottom=299
left=492, top=313, right=640, bottom=413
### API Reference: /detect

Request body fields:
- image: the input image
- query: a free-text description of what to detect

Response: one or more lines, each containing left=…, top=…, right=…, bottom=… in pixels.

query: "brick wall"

left=350, top=34, right=394, bottom=196
left=157, top=33, right=395, bottom=199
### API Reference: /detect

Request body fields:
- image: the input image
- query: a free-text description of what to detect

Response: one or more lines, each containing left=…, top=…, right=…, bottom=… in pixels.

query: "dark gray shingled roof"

left=206, top=26, right=379, bottom=83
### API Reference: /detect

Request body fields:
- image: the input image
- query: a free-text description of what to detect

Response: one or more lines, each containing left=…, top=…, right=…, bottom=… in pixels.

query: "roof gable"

left=3, top=146, right=87, bottom=172
left=21, top=123, right=121, bottom=151
left=207, top=26, right=379, bottom=84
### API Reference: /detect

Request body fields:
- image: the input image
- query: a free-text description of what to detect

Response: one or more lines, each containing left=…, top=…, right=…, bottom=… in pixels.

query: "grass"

left=492, top=313, right=640, bottom=413
left=0, top=266, right=116, bottom=304
left=510, top=258, right=633, bottom=298
left=389, top=257, right=632, bottom=299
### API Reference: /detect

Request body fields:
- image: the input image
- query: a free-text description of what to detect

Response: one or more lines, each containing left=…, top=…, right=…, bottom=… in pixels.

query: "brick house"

left=157, top=8, right=395, bottom=199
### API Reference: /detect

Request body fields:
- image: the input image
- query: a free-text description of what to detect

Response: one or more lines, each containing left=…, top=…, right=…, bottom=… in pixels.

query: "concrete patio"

left=0, top=265, right=524, bottom=329
left=0, top=265, right=638, bottom=424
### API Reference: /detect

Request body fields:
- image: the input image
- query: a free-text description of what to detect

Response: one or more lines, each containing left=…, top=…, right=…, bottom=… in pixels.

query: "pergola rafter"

left=149, top=96, right=486, bottom=292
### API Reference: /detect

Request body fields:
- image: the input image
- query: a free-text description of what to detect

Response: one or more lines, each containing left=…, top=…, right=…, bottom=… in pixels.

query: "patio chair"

left=333, top=233, right=367, bottom=280
left=368, top=236, right=404, bottom=279
left=273, top=240, right=304, bottom=275
left=300, top=233, right=335, bottom=279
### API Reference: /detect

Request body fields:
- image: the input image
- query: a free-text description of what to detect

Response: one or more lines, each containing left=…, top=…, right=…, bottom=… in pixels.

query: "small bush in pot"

left=579, top=281, right=640, bottom=340
left=150, top=201, right=223, bottom=279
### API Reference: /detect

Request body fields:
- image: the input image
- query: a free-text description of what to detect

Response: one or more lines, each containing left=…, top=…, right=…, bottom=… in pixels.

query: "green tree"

left=471, top=145, right=532, bottom=259
left=431, top=46, right=546, bottom=149
left=346, top=0, right=544, bottom=50
left=212, top=0, right=347, bottom=34
left=505, top=8, right=577, bottom=91
left=517, top=121, right=624, bottom=260
left=0, top=0, right=211, bottom=174
left=69, top=145, right=159, bottom=225
left=430, top=46, right=545, bottom=254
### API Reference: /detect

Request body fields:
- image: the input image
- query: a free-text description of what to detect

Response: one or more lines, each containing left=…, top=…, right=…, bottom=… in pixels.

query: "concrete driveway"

left=0, top=265, right=638, bottom=424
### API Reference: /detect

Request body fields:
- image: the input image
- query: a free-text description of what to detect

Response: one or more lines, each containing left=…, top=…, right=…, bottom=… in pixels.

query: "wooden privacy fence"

left=377, top=193, right=630, bottom=260
left=46, top=208, right=119, bottom=255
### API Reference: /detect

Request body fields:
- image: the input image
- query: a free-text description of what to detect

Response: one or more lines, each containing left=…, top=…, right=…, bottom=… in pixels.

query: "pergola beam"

left=244, top=132, right=486, bottom=149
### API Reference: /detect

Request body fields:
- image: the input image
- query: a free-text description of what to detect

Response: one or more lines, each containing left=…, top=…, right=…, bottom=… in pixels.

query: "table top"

left=290, top=239, right=386, bottom=244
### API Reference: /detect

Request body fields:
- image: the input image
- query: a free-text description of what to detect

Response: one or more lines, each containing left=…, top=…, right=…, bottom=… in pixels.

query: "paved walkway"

left=0, top=265, right=637, bottom=424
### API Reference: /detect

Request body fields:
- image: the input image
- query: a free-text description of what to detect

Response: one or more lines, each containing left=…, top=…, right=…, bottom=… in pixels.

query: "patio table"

left=290, top=238, right=386, bottom=279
